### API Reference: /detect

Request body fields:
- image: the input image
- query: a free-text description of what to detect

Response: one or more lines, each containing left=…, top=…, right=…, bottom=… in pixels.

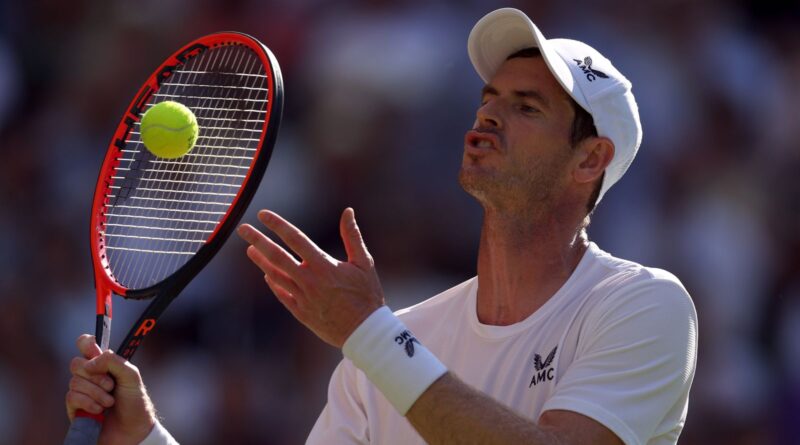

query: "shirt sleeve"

left=307, top=359, right=370, bottom=445
left=139, top=421, right=179, bottom=445
left=542, top=276, right=698, bottom=445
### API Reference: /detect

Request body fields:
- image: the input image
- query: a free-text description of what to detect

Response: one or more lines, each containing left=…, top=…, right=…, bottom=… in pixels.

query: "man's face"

left=459, top=56, right=577, bottom=213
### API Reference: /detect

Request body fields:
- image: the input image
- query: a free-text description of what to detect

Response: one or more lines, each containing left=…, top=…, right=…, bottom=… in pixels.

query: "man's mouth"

left=464, top=130, right=500, bottom=153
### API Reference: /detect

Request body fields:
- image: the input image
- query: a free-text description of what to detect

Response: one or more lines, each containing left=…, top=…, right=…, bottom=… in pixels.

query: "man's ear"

left=573, top=136, right=614, bottom=185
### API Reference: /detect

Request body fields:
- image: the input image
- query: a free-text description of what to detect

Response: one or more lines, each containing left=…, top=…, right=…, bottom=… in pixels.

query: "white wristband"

left=343, top=306, right=448, bottom=415
left=139, top=421, right=179, bottom=445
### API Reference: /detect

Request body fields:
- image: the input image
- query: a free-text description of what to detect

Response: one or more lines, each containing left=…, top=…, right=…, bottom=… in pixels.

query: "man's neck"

left=475, top=206, right=587, bottom=326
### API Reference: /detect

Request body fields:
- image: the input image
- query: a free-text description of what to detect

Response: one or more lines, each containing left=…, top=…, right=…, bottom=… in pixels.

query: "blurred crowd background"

left=1, top=0, right=799, bottom=443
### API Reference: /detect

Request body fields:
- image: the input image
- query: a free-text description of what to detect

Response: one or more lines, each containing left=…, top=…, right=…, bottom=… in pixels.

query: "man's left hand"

left=236, top=207, right=385, bottom=348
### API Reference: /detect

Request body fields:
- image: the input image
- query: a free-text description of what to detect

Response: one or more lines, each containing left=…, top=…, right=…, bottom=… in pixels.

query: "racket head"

left=89, top=31, right=283, bottom=318
left=68, top=33, right=282, bottom=438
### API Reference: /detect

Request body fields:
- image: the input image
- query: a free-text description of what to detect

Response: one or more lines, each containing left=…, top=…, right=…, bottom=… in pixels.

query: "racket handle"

left=63, top=416, right=102, bottom=445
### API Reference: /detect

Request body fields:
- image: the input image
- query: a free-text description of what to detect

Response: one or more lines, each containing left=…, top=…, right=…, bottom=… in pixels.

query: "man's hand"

left=236, top=207, right=385, bottom=348
left=66, top=335, right=157, bottom=445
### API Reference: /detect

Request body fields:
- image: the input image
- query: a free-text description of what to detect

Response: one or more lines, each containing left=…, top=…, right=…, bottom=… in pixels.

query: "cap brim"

left=468, top=8, right=584, bottom=107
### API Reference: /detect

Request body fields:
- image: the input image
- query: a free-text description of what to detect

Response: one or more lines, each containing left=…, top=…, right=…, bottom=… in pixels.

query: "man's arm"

left=407, top=373, right=621, bottom=445
left=237, top=208, right=622, bottom=445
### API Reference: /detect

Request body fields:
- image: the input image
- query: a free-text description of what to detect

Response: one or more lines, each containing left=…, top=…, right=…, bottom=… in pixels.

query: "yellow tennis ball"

left=140, top=101, right=199, bottom=159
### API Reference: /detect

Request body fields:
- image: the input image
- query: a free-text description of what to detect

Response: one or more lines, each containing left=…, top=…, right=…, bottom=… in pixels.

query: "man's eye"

left=519, top=104, right=538, bottom=113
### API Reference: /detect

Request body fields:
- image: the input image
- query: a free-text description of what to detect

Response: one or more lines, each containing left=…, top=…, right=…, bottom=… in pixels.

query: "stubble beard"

left=458, top=160, right=563, bottom=217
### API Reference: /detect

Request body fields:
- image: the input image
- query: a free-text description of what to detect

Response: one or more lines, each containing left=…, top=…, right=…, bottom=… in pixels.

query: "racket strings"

left=114, top=45, right=264, bottom=287
left=102, top=43, right=269, bottom=289
left=108, top=48, right=225, bottom=285
left=135, top=45, right=262, bottom=284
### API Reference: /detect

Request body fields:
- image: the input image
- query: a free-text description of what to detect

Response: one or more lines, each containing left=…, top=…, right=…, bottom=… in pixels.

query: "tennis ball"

left=140, top=101, right=199, bottom=159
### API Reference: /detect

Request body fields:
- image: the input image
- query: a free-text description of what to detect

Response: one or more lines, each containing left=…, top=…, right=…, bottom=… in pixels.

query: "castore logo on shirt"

left=529, top=346, right=558, bottom=388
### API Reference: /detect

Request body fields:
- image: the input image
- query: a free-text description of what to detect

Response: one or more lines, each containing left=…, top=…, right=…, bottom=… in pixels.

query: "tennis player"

left=66, top=8, right=698, bottom=445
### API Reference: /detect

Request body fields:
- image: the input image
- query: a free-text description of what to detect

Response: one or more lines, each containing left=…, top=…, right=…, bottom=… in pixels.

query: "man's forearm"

left=406, top=372, right=622, bottom=445
left=406, top=373, right=561, bottom=445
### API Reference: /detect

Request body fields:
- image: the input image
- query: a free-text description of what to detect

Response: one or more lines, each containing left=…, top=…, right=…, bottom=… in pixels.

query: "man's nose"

left=476, top=99, right=501, bottom=129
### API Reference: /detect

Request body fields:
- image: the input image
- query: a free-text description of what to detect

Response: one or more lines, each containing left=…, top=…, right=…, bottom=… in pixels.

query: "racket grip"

left=63, top=416, right=102, bottom=445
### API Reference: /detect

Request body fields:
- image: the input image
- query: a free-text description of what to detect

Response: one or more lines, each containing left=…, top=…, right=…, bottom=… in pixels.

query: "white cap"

left=468, top=8, right=642, bottom=205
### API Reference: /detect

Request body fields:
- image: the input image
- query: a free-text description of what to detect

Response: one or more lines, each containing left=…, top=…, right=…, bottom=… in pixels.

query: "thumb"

left=76, top=334, right=103, bottom=360
left=339, top=207, right=372, bottom=269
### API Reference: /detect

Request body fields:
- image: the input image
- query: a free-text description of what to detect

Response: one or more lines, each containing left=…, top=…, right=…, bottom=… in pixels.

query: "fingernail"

left=259, top=210, right=274, bottom=223
left=241, top=225, right=257, bottom=240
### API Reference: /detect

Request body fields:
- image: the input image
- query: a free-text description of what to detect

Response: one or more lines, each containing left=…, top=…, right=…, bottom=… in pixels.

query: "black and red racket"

left=64, top=32, right=283, bottom=444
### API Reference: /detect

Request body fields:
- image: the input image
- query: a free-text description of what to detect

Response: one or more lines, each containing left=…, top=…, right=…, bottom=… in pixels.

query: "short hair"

left=506, top=47, right=602, bottom=214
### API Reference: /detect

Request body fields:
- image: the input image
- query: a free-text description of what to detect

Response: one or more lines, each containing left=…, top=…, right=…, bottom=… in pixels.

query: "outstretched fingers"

left=256, top=210, right=327, bottom=263
left=246, top=245, right=303, bottom=297
left=339, top=207, right=373, bottom=269
left=237, top=223, right=303, bottom=277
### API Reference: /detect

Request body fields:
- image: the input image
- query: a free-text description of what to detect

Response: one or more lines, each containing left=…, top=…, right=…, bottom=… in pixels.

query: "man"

left=66, top=8, right=697, bottom=445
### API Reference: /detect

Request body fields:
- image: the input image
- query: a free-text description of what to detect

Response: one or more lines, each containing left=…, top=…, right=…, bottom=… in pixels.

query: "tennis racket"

left=64, top=32, right=283, bottom=445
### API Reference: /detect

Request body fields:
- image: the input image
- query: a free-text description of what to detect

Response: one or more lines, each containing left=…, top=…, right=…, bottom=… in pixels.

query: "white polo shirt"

left=308, top=242, right=698, bottom=445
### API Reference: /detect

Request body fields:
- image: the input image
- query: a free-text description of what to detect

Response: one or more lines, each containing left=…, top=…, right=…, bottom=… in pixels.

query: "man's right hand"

left=66, top=334, right=157, bottom=445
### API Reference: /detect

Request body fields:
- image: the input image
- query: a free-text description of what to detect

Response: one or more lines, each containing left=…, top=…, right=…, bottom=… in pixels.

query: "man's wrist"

left=343, top=306, right=448, bottom=415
